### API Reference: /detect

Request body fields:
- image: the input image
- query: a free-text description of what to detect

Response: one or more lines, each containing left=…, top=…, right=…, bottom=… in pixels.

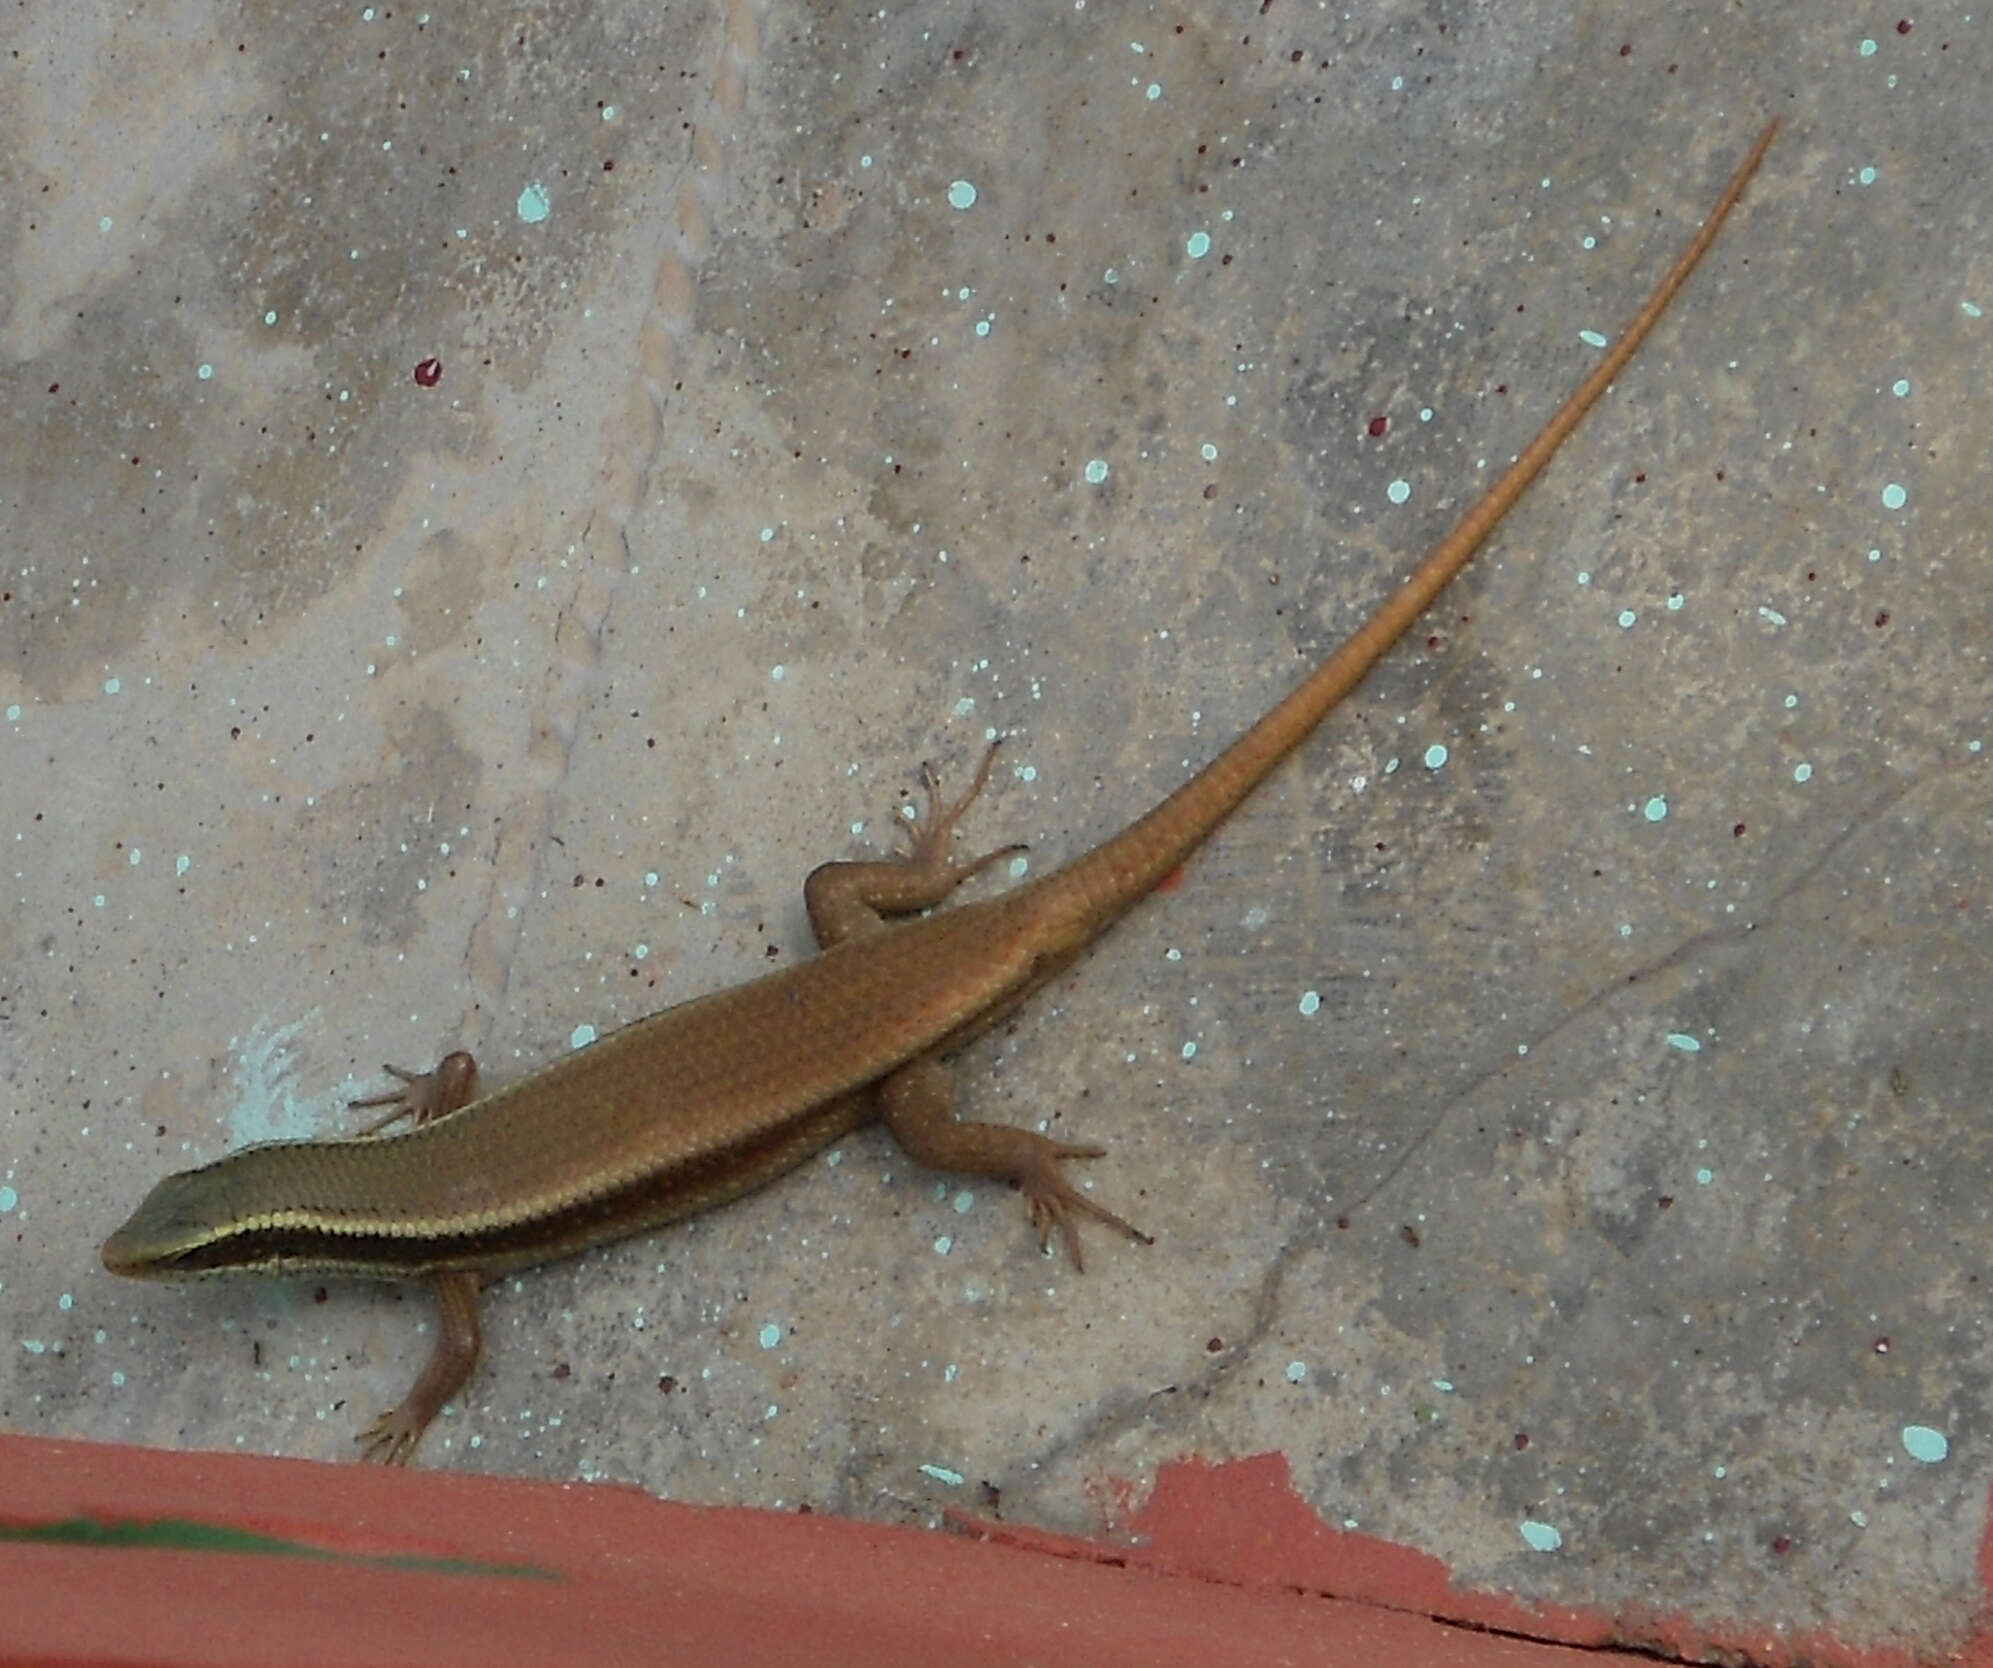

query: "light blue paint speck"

left=758, top=1322, right=782, bottom=1349
left=1868, top=548, right=1883, bottom=562
left=197, top=364, right=214, bottom=381
left=1200, top=442, right=1218, bottom=461
left=1419, top=407, right=1433, bottom=422
left=975, top=317, right=992, bottom=337
left=1758, top=605, right=1788, bottom=626
left=1617, top=609, right=1637, bottom=629
left=93, top=894, right=106, bottom=908
left=1695, top=1167, right=1714, bottom=1185
left=601, top=104, right=617, bottom=122
left=1581, top=235, right=1597, bottom=251
left=22, top=1340, right=46, bottom=1356
left=951, top=696, right=976, bottom=718
left=1902, top=1425, right=1948, bottom=1464
left=1180, top=1041, right=1197, bottom=1060
left=1858, top=166, right=1878, bottom=186
left=1185, top=230, right=1211, bottom=260
left=1577, top=570, right=1592, bottom=585
left=1520, top=1520, right=1563, bottom=1552
left=771, top=665, right=787, bottom=682
left=1666, top=1033, right=1701, bottom=1053
left=104, top=677, right=121, bottom=695
left=516, top=181, right=551, bottom=223
left=1145, top=83, right=1162, bottom=100
left=633, top=943, right=650, bottom=961
left=760, top=526, right=775, bottom=542
left=173, top=854, right=191, bottom=876
left=1881, top=483, right=1907, bottom=510
left=1299, top=990, right=1321, bottom=1016
left=1793, top=762, right=1813, bottom=783
left=1642, top=796, right=1668, bottom=822
left=920, top=1464, right=965, bottom=1486
left=1667, top=592, right=1684, bottom=611
left=569, top=1023, right=599, bottom=1049
left=1892, top=379, right=1910, bottom=397
left=0, top=1187, right=17, bottom=1213
left=951, top=1190, right=974, bottom=1215
left=1859, top=38, right=1878, bottom=55
left=100, top=216, right=114, bottom=233
left=1784, top=693, right=1799, bottom=708
left=1851, top=1510, right=1869, bottom=1528
left=1084, top=458, right=1109, bottom=485
left=111, top=1370, right=125, bottom=1387
left=1578, top=329, right=1608, bottom=349
left=946, top=179, right=978, bottom=210
left=263, top=310, right=278, bottom=326
left=5, top=704, right=19, bottom=722
left=1386, top=479, right=1411, bottom=506
left=1285, top=1361, right=1308, bottom=1384
left=1103, top=267, right=1119, bottom=285
left=644, top=870, right=660, bottom=887
left=128, top=849, right=141, bottom=866
left=1965, top=301, right=1984, bottom=319
left=1422, top=743, right=1448, bottom=770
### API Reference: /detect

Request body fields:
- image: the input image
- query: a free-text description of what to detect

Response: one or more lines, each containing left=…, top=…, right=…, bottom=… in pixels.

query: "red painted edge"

left=956, top=1452, right=1993, bottom=1668
left=0, top=1435, right=1985, bottom=1668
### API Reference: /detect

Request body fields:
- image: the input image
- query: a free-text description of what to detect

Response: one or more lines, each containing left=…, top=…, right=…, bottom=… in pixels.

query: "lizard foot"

left=896, top=740, right=1027, bottom=883
left=1018, top=1140, right=1153, bottom=1273
left=355, top=1402, right=427, bottom=1466
left=350, top=1051, right=479, bottom=1135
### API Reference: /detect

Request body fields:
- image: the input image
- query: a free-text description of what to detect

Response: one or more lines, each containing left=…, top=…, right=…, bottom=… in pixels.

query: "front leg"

left=355, top=1270, right=483, bottom=1465
left=349, top=1050, right=479, bottom=1135
left=348, top=1052, right=487, bottom=1462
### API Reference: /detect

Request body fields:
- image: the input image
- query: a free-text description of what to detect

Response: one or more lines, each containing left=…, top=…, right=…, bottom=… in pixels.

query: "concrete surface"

left=3, top=0, right=1988, bottom=1658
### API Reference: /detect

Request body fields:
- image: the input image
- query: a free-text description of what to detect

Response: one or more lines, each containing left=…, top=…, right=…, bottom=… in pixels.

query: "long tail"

left=1037, top=118, right=1778, bottom=938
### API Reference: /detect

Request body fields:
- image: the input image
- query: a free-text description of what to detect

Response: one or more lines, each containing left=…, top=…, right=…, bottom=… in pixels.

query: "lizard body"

left=103, top=122, right=1776, bottom=1461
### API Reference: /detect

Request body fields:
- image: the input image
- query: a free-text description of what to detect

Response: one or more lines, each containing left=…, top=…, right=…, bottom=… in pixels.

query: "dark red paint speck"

left=413, top=357, right=443, bottom=388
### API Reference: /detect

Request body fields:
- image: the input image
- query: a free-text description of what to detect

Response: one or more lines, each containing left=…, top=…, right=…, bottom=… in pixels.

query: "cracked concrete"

left=3, top=0, right=1989, bottom=1656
